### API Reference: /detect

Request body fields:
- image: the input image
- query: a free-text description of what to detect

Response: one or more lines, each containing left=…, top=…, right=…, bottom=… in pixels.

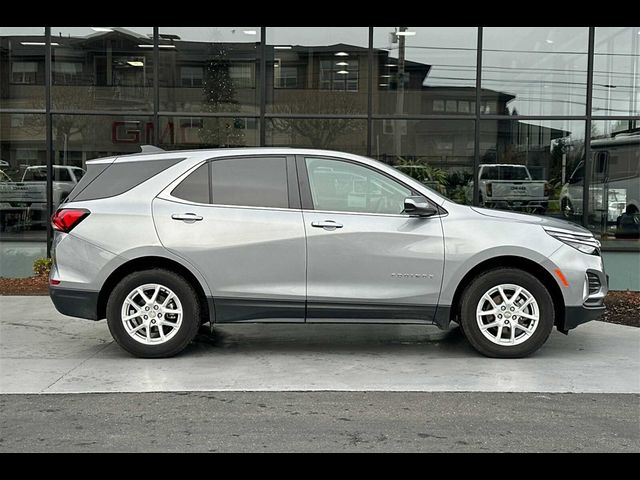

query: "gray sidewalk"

left=1, top=296, right=639, bottom=395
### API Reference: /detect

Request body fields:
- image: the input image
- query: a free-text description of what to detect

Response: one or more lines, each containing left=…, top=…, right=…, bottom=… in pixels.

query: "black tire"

left=460, top=268, right=555, bottom=358
left=106, top=269, right=201, bottom=358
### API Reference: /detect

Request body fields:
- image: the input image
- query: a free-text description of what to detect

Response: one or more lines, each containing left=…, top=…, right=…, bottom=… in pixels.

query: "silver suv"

left=49, top=149, right=608, bottom=359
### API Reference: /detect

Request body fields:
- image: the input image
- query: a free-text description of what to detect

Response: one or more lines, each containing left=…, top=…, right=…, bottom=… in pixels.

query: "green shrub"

left=33, top=258, right=52, bottom=277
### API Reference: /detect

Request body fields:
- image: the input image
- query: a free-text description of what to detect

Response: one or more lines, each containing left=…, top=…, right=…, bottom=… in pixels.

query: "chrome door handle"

left=311, top=221, right=343, bottom=230
left=172, top=213, right=203, bottom=222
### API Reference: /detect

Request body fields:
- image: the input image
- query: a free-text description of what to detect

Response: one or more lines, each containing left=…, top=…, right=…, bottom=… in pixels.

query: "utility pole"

left=394, top=26, right=407, bottom=158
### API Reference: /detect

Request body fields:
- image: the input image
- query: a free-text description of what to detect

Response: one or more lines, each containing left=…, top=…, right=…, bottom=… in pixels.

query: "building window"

left=482, top=27, right=589, bottom=116
left=179, top=117, right=204, bottom=129
left=15, top=149, right=39, bottom=165
left=274, top=61, right=299, bottom=89
left=53, top=62, right=83, bottom=85
left=11, top=62, right=38, bottom=84
left=593, top=27, right=640, bottom=116
left=266, top=27, right=369, bottom=114
left=229, top=63, right=255, bottom=89
left=159, top=27, right=260, bottom=114
left=373, top=27, right=478, bottom=116
left=10, top=114, right=25, bottom=128
left=588, top=121, right=640, bottom=243
left=180, top=66, right=204, bottom=88
left=319, top=59, right=359, bottom=92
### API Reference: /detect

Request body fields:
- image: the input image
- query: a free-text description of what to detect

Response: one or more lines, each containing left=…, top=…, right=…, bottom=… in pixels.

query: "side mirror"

left=404, top=196, right=438, bottom=217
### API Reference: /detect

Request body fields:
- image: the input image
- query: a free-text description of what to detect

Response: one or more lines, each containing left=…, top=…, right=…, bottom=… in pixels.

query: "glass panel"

left=482, top=27, right=589, bottom=116
left=0, top=113, right=47, bottom=243
left=0, top=27, right=46, bottom=110
left=588, top=121, right=640, bottom=248
left=211, top=157, right=288, bottom=209
left=51, top=27, right=154, bottom=111
left=305, top=157, right=411, bottom=215
left=372, top=27, right=477, bottom=115
left=52, top=115, right=154, bottom=192
left=172, top=163, right=209, bottom=204
left=159, top=27, right=260, bottom=113
left=372, top=119, right=475, bottom=204
left=479, top=119, right=585, bottom=222
left=266, top=27, right=369, bottom=115
left=266, top=118, right=367, bottom=155
left=593, top=27, right=640, bottom=116
left=158, top=116, right=259, bottom=150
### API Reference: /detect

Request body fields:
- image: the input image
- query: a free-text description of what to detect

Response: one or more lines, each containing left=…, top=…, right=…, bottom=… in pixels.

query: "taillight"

left=486, top=183, right=493, bottom=197
left=51, top=209, right=90, bottom=233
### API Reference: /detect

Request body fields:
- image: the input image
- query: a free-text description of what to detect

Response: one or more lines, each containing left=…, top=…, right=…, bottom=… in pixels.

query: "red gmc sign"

left=112, top=121, right=176, bottom=145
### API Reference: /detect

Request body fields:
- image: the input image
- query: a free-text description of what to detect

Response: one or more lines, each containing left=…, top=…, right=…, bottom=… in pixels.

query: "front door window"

left=305, top=157, right=411, bottom=215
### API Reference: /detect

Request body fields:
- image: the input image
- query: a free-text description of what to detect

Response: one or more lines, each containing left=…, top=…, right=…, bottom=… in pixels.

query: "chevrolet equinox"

left=49, top=148, right=608, bottom=358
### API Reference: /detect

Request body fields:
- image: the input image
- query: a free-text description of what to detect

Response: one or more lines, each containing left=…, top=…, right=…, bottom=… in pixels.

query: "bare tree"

left=269, top=91, right=364, bottom=148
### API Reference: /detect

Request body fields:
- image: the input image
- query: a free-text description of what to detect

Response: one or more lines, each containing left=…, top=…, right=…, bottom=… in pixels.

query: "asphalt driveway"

left=2, top=392, right=638, bottom=452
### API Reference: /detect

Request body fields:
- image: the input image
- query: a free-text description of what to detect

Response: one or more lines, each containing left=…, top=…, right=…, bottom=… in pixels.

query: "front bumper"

left=49, top=286, right=100, bottom=321
left=557, top=269, right=608, bottom=332
left=561, top=304, right=606, bottom=331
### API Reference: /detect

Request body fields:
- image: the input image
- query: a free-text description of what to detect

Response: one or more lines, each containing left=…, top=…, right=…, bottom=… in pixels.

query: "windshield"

left=21, top=168, right=47, bottom=182
left=72, top=168, right=86, bottom=181
left=480, top=166, right=530, bottom=181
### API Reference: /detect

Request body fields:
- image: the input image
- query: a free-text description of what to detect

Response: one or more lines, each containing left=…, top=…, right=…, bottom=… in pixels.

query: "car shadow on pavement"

left=184, top=323, right=475, bottom=357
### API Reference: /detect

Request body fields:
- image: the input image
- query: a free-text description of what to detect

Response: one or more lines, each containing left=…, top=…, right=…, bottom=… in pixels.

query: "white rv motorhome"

left=560, top=131, right=640, bottom=237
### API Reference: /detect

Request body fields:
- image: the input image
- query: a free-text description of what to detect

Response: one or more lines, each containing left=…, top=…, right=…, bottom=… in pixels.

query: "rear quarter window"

left=171, top=163, right=210, bottom=204
left=68, top=158, right=184, bottom=202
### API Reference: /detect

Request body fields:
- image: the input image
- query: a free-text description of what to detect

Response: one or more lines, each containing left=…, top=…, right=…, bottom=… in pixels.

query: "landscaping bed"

left=0, top=274, right=49, bottom=296
left=1, top=274, right=638, bottom=328
left=601, top=291, right=640, bottom=328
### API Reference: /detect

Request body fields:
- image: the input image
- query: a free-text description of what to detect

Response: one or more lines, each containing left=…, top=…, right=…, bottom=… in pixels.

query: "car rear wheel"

left=460, top=268, right=555, bottom=358
left=106, top=269, right=201, bottom=358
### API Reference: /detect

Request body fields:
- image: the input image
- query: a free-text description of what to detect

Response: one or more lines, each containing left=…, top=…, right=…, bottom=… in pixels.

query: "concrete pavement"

left=1, top=296, right=639, bottom=395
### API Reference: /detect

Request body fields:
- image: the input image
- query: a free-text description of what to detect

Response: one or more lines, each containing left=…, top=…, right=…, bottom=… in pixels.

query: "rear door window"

left=171, top=156, right=290, bottom=209
left=211, top=157, right=289, bottom=209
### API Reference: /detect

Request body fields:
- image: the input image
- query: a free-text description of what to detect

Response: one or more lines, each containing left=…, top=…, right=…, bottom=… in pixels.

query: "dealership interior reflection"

left=0, top=27, right=638, bottom=276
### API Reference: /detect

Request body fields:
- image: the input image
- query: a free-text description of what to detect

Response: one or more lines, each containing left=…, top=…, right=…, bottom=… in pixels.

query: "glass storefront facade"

left=1, top=27, right=639, bottom=279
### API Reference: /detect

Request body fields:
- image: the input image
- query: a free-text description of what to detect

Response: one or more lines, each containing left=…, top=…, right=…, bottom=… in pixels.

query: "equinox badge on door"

left=391, top=273, right=434, bottom=279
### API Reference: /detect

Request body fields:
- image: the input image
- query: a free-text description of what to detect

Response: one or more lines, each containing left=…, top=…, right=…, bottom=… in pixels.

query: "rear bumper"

left=49, top=286, right=100, bottom=321
left=560, top=304, right=606, bottom=331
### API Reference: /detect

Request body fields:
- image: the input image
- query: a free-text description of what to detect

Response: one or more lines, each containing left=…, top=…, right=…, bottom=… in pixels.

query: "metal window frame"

left=1, top=26, right=639, bottom=256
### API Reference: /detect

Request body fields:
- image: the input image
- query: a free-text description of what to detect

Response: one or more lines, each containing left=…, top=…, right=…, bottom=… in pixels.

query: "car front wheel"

left=460, top=268, right=555, bottom=358
left=106, top=269, right=201, bottom=358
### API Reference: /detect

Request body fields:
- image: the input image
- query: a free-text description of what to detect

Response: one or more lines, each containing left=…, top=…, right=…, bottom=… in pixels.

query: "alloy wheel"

left=476, top=284, right=540, bottom=346
left=120, top=284, right=184, bottom=346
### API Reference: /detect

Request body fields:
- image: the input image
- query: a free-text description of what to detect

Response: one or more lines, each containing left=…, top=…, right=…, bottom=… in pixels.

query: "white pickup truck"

left=468, top=164, right=549, bottom=214
left=0, top=165, right=85, bottom=231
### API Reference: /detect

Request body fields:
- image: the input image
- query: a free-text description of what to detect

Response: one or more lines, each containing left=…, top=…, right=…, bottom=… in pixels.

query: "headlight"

left=544, top=227, right=601, bottom=255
